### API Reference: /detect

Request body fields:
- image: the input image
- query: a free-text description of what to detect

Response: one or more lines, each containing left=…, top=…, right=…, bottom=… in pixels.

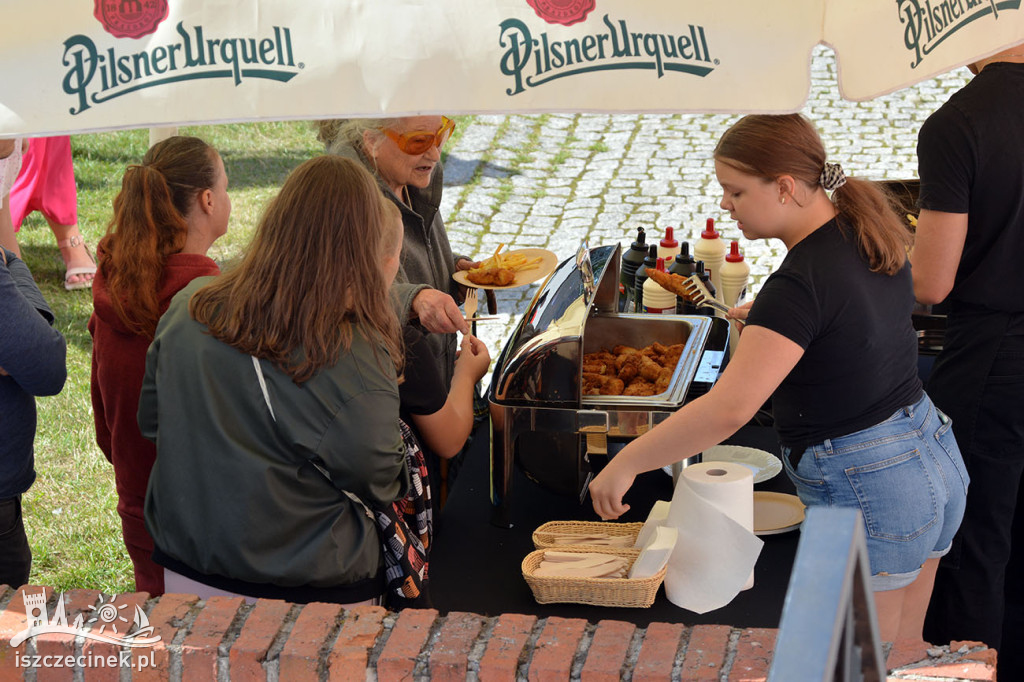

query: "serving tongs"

left=678, top=275, right=731, bottom=315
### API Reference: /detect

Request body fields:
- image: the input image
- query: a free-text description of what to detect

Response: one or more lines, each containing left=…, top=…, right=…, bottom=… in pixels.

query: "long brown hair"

left=714, top=114, right=910, bottom=275
left=99, top=136, right=219, bottom=336
left=188, top=155, right=403, bottom=384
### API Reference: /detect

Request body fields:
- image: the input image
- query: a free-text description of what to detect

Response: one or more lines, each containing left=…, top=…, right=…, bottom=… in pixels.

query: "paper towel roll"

left=664, top=460, right=764, bottom=614
left=681, top=462, right=754, bottom=533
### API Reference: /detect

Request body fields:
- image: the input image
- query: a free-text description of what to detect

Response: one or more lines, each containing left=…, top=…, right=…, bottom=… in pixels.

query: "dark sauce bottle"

left=669, top=242, right=698, bottom=314
left=619, top=227, right=647, bottom=312
left=633, top=244, right=659, bottom=313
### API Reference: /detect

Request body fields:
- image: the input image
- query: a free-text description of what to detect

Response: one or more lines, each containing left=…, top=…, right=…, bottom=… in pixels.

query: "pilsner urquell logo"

left=500, top=13, right=715, bottom=96
left=62, top=21, right=301, bottom=115
left=527, top=0, right=596, bottom=27
left=94, top=0, right=169, bottom=39
left=898, top=0, right=1022, bottom=68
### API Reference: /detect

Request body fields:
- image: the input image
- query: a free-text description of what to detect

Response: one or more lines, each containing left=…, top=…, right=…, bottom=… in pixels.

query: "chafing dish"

left=488, top=243, right=730, bottom=527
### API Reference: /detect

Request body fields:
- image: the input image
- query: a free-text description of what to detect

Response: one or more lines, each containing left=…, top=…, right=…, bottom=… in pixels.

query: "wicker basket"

left=532, top=520, right=644, bottom=550
left=522, top=546, right=666, bottom=608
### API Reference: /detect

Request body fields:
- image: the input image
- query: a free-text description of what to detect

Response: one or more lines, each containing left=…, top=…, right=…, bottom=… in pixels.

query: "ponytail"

left=832, top=178, right=911, bottom=275
left=98, top=136, right=217, bottom=337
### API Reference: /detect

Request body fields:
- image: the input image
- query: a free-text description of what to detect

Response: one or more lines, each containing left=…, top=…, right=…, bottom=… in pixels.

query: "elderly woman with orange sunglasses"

left=320, top=117, right=472, bottom=344
left=318, top=117, right=484, bottom=506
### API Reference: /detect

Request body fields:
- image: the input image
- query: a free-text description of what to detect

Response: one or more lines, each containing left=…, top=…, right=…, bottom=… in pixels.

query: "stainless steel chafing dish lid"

left=490, top=244, right=620, bottom=407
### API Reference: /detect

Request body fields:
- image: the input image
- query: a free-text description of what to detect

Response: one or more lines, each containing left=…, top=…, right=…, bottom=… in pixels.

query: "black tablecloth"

left=428, top=421, right=801, bottom=627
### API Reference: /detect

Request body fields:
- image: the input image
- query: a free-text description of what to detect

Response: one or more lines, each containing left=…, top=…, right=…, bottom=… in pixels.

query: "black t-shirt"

left=745, top=218, right=922, bottom=450
left=917, top=61, right=1024, bottom=314
left=399, top=325, right=447, bottom=424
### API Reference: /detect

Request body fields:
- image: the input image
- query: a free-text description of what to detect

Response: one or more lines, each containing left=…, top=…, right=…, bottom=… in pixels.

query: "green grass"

left=16, top=119, right=414, bottom=593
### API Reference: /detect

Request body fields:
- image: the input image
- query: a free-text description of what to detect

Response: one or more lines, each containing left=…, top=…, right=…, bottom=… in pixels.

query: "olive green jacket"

left=140, top=278, right=408, bottom=601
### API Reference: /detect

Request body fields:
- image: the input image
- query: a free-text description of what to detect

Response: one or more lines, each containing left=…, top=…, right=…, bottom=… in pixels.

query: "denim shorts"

left=781, top=393, right=969, bottom=590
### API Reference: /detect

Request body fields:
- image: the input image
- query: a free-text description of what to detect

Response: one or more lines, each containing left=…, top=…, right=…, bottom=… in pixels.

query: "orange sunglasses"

left=383, top=117, right=455, bottom=155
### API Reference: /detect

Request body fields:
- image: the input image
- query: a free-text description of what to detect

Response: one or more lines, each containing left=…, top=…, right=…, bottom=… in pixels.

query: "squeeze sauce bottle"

left=643, top=258, right=677, bottom=314
left=719, top=241, right=751, bottom=358
left=669, top=242, right=698, bottom=314
left=657, top=226, right=681, bottom=262
left=619, top=226, right=648, bottom=312
left=694, top=218, right=726, bottom=302
left=634, top=244, right=659, bottom=313
left=719, top=241, right=751, bottom=309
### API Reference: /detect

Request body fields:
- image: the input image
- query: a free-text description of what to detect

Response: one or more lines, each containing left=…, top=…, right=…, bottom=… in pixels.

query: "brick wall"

left=0, top=584, right=996, bottom=680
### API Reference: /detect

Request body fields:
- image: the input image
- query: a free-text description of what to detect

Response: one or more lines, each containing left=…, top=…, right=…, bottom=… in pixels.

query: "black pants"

left=924, top=333, right=1024, bottom=678
left=0, top=496, right=32, bottom=588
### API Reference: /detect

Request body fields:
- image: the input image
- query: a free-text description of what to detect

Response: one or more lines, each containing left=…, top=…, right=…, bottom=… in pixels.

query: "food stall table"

left=429, top=420, right=801, bottom=628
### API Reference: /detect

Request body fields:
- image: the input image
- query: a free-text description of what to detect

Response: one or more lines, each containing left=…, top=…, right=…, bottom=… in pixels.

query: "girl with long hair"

left=139, top=155, right=408, bottom=605
left=589, top=114, right=968, bottom=644
left=89, top=135, right=228, bottom=595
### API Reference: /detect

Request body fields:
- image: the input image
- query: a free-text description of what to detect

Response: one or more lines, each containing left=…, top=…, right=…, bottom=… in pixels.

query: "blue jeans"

left=782, top=393, right=969, bottom=590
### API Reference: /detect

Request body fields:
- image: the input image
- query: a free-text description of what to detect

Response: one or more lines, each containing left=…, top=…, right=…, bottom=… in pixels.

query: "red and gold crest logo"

left=94, top=0, right=169, bottom=40
left=526, top=0, right=596, bottom=27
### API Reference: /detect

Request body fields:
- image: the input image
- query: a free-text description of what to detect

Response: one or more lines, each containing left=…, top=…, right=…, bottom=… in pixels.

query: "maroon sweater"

left=89, top=252, right=220, bottom=593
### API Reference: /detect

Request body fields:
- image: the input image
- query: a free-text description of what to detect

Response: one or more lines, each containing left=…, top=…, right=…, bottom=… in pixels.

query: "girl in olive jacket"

left=141, top=156, right=408, bottom=605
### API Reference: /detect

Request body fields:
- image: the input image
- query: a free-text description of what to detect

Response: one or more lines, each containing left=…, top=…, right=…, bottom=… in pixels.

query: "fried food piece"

left=600, top=377, right=625, bottom=396
left=623, top=378, right=657, bottom=396
left=582, top=363, right=613, bottom=376
left=639, top=354, right=663, bottom=382
left=654, top=367, right=673, bottom=394
left=615, top=352, right=642, bottom=383
left=612, top=345, right=638, bottom=356
left=583, top=372, right=624, bottom=396
left=466, top=266, right=515, bottom=286
left=661, top=343, right=685, bottom=370
left=644, top=267, right=690, bottom=298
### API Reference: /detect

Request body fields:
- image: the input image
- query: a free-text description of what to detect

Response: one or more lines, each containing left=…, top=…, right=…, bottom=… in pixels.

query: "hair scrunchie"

left=820, top=162, right=847, bottom=191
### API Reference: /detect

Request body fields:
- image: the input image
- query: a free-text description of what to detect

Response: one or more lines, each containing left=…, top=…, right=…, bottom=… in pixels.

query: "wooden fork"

left=464, top=288, right=479, bottom=321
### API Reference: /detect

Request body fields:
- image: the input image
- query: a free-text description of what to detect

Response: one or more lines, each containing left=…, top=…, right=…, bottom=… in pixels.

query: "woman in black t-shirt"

left=589, top=114, right=968, bottom=645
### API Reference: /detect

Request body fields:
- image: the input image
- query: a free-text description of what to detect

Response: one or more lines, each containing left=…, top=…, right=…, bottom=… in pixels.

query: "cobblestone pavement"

left=438, top=47, right=970, bottom=383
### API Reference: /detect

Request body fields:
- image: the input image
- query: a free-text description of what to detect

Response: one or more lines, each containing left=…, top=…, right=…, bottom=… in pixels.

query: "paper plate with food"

left=454, top=245, right=559, bottom=289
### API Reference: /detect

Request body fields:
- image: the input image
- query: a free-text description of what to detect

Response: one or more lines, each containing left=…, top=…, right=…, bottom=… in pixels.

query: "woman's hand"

left=589, top=456, right=635, bottom=520
left=726, top=300, right=754, bottom=334
left=412, top=288, right=470, bottom=335
left=454, top=334, right=491, bottom=383
left=456, top=257, right=481, bottom=271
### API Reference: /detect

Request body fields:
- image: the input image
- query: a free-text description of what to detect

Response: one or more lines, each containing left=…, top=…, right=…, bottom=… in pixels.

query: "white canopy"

left=2, top=0, right=1022, bottom=136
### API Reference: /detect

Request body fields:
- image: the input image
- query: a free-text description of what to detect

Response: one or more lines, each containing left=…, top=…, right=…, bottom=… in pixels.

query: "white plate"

left=452, top=248, right=559, bottom=290
left=662, top=445, right=782, bottom=484
left=753, top=492, right=806, bottom=535
left=702, top=445, right=783, bottom=484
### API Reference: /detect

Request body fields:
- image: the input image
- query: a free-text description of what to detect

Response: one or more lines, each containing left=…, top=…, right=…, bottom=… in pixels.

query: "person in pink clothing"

left=9, top=136, right=97, bottom=290
left=89, top=136, right=229, bottom=594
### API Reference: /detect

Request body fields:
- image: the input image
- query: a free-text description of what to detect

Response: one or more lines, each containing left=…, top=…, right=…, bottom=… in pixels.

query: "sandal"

left=57, top=233, right=97, bottom=291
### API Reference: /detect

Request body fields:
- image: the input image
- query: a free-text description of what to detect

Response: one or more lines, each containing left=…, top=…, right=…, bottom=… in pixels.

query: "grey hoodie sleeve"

left=390, top=281, right=430, bottom=324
